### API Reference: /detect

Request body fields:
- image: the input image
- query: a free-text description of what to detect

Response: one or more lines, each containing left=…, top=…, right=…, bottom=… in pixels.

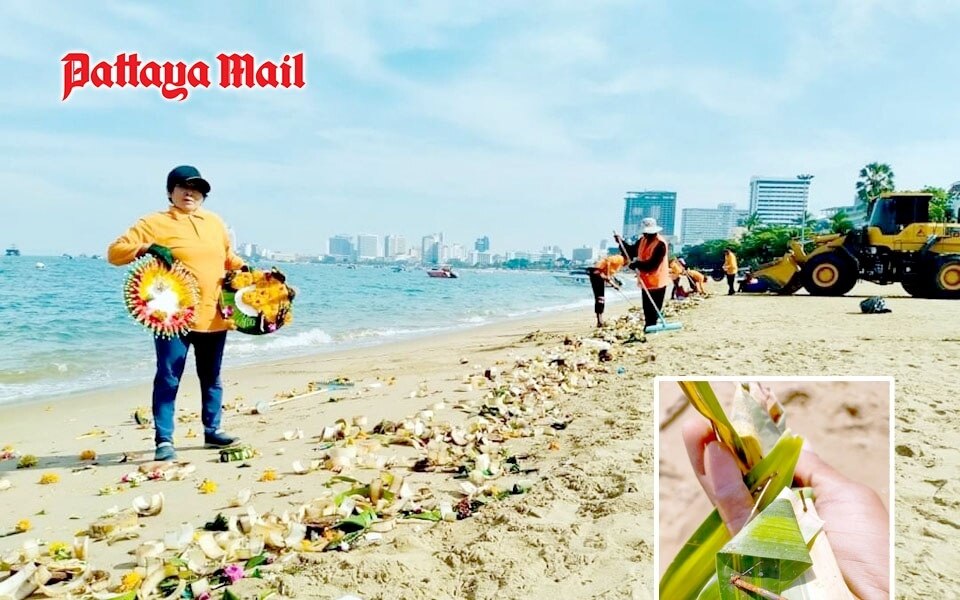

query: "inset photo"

left=655, top=378, right=893, bottom=600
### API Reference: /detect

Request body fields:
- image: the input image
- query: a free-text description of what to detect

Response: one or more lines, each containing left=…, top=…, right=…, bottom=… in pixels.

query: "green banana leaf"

left=716, top=497, right=812, bottom=599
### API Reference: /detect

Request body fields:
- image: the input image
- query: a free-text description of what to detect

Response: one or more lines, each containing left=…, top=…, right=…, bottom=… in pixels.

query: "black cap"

left=166, top=165, right=211, bottom=194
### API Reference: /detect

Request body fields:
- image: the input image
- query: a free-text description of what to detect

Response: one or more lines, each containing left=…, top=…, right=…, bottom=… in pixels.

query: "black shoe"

left=204, top=430, right=240, bottom=449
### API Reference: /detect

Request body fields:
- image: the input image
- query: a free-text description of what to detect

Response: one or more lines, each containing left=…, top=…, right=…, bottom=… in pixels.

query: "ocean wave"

left=226, top=328, right=335, bottom=356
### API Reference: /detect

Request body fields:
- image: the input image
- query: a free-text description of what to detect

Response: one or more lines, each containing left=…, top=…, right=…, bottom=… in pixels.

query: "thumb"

left=703, top=441, right=754, bottom=535
left=793, top=447, right=847, bottom=490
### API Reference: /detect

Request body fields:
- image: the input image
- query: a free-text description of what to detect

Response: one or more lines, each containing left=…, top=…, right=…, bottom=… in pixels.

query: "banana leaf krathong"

left=660, top=382, right=853, bottom=600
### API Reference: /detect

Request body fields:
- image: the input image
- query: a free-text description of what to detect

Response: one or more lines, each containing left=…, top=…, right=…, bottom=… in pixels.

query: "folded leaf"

left=716, top=497, right=812, bottom=599
left=660, top=433, right=804, bottom=599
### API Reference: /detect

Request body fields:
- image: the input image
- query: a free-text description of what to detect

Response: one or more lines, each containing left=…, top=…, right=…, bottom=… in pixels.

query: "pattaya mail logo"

left=60, top=52, right=306, bottom=101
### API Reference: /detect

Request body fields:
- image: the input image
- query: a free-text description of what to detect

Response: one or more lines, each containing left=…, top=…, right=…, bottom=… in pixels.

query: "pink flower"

left=223, top=563, right=245, bottom=584
left=197, top=593, right=211, bottom=600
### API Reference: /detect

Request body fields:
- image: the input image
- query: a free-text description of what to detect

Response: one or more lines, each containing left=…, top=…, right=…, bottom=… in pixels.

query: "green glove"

left=145, top=244, right=174, bottom=268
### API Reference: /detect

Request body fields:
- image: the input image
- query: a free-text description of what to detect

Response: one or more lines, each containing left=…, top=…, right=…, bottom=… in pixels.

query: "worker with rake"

left=616, top=217, right=670, bottom=330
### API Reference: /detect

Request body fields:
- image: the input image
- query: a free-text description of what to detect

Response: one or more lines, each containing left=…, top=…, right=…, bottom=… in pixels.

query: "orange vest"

left=637, top=235, right=669, bottom=289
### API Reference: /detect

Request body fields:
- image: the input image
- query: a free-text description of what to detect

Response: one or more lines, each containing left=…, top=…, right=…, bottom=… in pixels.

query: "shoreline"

left=0, top=289, right=643, bottom=409
left=0, top=300, right=621, bottom=427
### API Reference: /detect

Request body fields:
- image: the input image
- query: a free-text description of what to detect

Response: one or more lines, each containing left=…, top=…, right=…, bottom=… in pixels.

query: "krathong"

left=219, top=267, right=294, bottom=335
left=123, top=256, right=200, bottom=338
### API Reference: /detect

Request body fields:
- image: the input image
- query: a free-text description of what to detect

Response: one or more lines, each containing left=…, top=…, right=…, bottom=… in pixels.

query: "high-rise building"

left=680, top=203, right=750, bottom=246
left=328, top=235, right=353, bottom=257
left=421, top=234, right=441, bottom=264
left=474, top=236, right=490, bottom=253
left=748, top=175, right=814, bottom=225
left=571, top=247, right=596, bottom=263
left=622, top=191, right=677, bottom=240
left=449, top=244, right=465, bottom=261
left=356, top=234, right=379, bottom=259
left=384, top=235, right=407, bottom=258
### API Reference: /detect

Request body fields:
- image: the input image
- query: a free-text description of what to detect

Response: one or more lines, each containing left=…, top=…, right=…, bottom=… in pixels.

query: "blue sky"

left=2, top=0, right=959, bottom=255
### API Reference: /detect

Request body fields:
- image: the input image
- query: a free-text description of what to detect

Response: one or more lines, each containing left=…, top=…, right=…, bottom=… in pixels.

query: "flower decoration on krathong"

left=223, top=563, right=245, bottom=584
left=123, top=256, right=200, bottom=338
left=220, top=267, right=295, bottom=335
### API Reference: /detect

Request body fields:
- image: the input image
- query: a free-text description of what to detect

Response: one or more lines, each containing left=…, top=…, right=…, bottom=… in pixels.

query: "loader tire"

left=802, top=253, right=858, bottom=296
left=901, top=277, right=932, bottom=298
left=933, top=256, right=960, bottom=299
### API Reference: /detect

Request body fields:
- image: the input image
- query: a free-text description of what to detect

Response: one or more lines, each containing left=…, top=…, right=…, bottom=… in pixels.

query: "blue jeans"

left=152, top=331, right=227, bottom=445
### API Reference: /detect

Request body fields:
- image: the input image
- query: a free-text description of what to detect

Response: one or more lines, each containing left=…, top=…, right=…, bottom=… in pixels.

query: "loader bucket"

left=754, top=253, right=804, bottom=295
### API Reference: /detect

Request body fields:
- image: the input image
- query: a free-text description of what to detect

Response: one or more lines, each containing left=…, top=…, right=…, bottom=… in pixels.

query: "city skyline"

left=4, top=3, right=960, bottom=256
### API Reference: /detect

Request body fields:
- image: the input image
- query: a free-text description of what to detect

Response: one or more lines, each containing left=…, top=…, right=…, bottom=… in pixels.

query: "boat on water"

left=5, top=244, right=20, bottom=256
left=35, top=262, right=46, bottom=270
left=427, top=266, right=458, bottom=279
left=553, top=269, right=591, bottom=285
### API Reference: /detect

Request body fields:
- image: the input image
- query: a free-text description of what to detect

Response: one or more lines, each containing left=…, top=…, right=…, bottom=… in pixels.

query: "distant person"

left=669, top=258, right=686, bottom=300
left=686, top=267, right=707, bottom=295
left=723, top=248, right=738, bottom=295
left=617, top=218, right=669, bottom=329
left=738, top=271, right=769, bottom=293
left=108, top=165, right=245, bottom=461
left=586, top=254, right=625, bottom=327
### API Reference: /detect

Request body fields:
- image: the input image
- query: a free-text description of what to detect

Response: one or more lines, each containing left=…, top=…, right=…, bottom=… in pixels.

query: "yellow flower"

left=198, top=479, right=217, bottom=494
left=79, top=449, right=97, bottom=461
left=120, top=571, right=143, bottom=591
left=15, top=519, right=31, bottom=532
left=39, top=472, right=60, bottom=484
left=48, top=541, right=71, bottom=558
left=17, top=454, right=38, bottom=469
left=259, top=469, right=278, bottom=482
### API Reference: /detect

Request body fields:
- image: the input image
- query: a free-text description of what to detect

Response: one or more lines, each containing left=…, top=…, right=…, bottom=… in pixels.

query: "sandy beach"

left=1, top=281, right=958, bottom=599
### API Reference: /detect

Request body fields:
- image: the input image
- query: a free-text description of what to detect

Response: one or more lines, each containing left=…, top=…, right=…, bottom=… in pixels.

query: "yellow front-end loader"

left=754, top=192, right=960, bottom=298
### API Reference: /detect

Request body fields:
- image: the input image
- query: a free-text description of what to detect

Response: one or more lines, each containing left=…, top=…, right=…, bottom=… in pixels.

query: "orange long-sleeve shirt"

left=723, top=252, right=738, bottom=275
left=108, top=206, right=245, bottom=332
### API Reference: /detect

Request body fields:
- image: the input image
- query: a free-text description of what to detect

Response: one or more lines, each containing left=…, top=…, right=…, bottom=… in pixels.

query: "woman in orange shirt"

left=723, top=248, right=739, bottom=295
left=586, top=254, right=625, bottom=327
left=686, top=267, right=707, bottom=295
left=108, top=166, right=245, bottom=461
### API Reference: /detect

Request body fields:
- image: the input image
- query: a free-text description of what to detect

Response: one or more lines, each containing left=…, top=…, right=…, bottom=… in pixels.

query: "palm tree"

left=830, top=210, right=853, bottom=234
left=741, top=212, right=762, bottom=232
left=855, top=162, right=895, bottom=216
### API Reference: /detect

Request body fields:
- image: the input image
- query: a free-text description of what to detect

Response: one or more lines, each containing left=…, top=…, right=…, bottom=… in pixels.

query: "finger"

left=681, top=417, right=715, bottom=478
left=703, top=441, right=755, bottom=534
left=793, top=448, right=848, bottom=490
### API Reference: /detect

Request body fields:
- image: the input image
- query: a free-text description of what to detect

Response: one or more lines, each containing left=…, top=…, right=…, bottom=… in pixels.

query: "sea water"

left=0, top=257, right=639, bottom=404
